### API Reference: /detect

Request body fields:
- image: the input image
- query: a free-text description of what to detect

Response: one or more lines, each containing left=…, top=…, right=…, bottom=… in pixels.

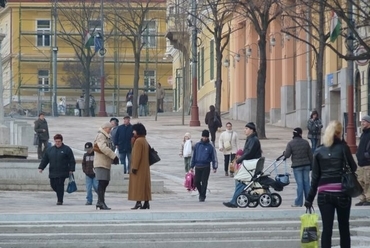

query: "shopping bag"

left=66, top=174, right=77, bottom=194
left=300, top=208, right=319, bottom=248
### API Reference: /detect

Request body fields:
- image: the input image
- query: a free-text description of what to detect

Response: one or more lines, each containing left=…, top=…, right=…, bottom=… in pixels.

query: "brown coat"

left=128, top=136, right=152, bottom=201
left=93, top=128, right=116, bottom=170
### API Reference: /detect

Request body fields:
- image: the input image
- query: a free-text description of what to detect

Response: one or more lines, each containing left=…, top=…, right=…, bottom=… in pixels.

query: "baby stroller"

left=234, top=154, right=290, bottom=208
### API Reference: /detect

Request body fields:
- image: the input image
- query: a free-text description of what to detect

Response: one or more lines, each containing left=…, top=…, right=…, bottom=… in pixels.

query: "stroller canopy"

left=234, top=157, right=265, bottom=183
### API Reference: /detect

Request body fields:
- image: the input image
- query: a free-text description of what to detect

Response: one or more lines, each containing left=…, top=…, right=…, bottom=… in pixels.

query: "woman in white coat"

left=218, top=122, right=238, bottom=176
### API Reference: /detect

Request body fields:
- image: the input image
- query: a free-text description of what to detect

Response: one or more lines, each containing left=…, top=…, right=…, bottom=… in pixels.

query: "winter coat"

left=307, top=118, right=323, bottom=139
left=156, top=87, right=165, bottom=100
left=93, top=128, right=117, bottom=170
left=236, top=133, right=262, bottom=164
left=110, top=126, right=118, bottom=146
left=114, top=124, right=133, bottom=153
left=139, top=94, right=148, bottom=105
left=38, top=143, right=76, bottom=178
left=306, top=139, right=357, bottom=203
left=205, top=111, right=222, bottom=128
left=180, top=139, right=193, bottom=158
left=128, top=136, right=152, bottom=201
left=218, top=130, right=238, bottom=154
left=34, top=118, right=49, bottom=141
left=284, top=137, right=313, bottom=168
left=82, top=152, right=95, bottom=177
left=356, top=127, right=370, bottom=166
left=191, top=140, right=218, bottom=169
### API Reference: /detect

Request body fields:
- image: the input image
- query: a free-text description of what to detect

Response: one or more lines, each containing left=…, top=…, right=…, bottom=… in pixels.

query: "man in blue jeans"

left=114, top=116, right=133, bottom=174
left=82, top=142, right=98, bottom=205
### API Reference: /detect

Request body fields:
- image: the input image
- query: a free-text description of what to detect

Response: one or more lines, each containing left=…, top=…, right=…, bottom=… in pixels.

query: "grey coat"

left=284, top=137, right=313, bottom=168
left=307, top=118, right=323, bottom=139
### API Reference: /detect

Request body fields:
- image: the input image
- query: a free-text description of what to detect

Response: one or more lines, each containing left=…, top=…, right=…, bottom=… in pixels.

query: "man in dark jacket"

left=34, top=112, right=50, bottom=159
left=38, top=134, right=76, bottom=205
left=139, top=90, right=148, bottom=116
left=190, top=130, right=218, bottom=202
left=223, top=122, right=262, bottom=208
left=355, top=115, right=370, bottom=206
left=114, top=116, right=133, bottom=174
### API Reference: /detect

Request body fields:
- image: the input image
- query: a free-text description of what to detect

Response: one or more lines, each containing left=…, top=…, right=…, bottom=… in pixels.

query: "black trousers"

left=318, top=192, right=351, bottom=248
left=50, top=177, right=66, bottom=203
left=224, top=153, right=236, bottom=172
left=194, top=166, right=211, bottom=200
left=37, top=139, right=49, bottom=159
left=208, top=127, right=217, bottom=144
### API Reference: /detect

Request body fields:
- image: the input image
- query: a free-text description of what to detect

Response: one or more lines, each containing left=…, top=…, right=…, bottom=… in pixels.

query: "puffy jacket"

left=307, top=118, right=323, bottom=139
left=236, top=133, right=262, bottom=164
left=114, top=124, right=133, bottom=153
left=306, top=139, right=357, bottom=203
left=38, top=144, right=76, bottom=178
left=356, top=127, right=370, bottom=166
left=34, top=118, right=49, bottom=141
left=284, top=137, right=312, bottom=168
left=191, top=140, right=218, bottom=170
left=93, top=129, right=117, bottom=170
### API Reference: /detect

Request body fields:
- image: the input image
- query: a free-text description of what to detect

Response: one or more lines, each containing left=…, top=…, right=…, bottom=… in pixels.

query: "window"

left=38, top=70, right=49, bottom=92
left=37, top=20, right=50, bottom=47
left=144, top=70, right=156, bottom=92
left=210, top=40, right=214, bottom=80
left=142, top=21, right=157, bottom=47
left=201, top=47, right=205, bottom=86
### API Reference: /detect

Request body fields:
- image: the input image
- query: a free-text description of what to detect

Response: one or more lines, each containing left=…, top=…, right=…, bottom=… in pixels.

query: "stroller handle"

left=276, top=153, right=286, bottom=161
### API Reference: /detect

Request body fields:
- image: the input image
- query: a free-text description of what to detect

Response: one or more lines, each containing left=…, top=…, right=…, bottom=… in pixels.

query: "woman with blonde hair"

left=304, top=120, right=357, bottom=248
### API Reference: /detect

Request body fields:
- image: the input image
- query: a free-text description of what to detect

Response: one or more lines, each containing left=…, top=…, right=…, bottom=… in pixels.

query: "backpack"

left=184, top=171, right=195, bottom=191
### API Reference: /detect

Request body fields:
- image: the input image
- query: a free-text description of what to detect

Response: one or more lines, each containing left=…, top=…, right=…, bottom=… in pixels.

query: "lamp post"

left=98, top=0, right=107, bottom=117
left=189, top=0, right=200, bottom=126
left=52, top=0, right=58, bottom=117
left=345, top=1, right=357, bottom=154
left=0, top=33, right=10, bottom=144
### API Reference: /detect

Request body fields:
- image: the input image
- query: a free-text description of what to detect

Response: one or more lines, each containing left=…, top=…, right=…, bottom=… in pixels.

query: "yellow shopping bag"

left=300, top=208, right=319, bottom=248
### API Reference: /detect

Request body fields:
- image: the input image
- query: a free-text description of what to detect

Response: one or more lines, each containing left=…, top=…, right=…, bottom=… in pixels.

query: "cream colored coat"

left=128, top=136, right=152, bottom=201
left=93, top=128, right=117, bottom=170
left=218, top=130, right=238, bottom=154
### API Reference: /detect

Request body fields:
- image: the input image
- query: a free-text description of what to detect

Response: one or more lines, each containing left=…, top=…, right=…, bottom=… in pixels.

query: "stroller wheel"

left=270, top=193, right=282, bottom=207
left=248, top=201, right=258, bottom=208
left=258, top=193, right=272, bottom=207
left=236, top=194, right=250, bottom=208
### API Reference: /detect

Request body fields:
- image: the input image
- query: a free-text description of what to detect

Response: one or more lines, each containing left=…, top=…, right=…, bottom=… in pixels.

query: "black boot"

left=96, top=182, right=111, bottom=210
left=131, top=201, right=142, bottom=210
left=140, top=201, right=150, bottom=209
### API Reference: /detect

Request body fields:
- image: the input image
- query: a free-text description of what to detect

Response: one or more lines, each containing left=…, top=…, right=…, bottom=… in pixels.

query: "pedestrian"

left=58, top=97, right=66, bottom=114
left=218, top=122, right=238, bottom=177
left=76, top=95, right=85, bottom=117
left=223, top=122, right=262, bottom=208
left=89, top=94, right=96, bottom=117
left=139, top=90, right=148, bottom=116
left=93, top=122, right=119, bottom=210
left=304, top=120, right=357, bottom=248
left=355, top=115, right=370, bottom=206
left=110, top=118, right=119, bottom=146
left=128, top=123, right=152, bottom=210
left=126, top=100, right=133, bottom=116
left=179, top=132, right=193, bottom=173
left=190, top=130, right=218, bottom=202
left=156, top=83, right=165, bottom=112
left=307, top=110, right=323, bottom=152
left=82, top=142, right=98, bottom=205
left=114, top=116, right=133, bottom=174
left=34, top=112, right=50, bottom=159
left=38, top=134, right=76, bottom=205
left=205, top=105, right=222, bottom=144
left=284, top=127, right=312, bottom=207
left=126, top=89, right=133, bottom=102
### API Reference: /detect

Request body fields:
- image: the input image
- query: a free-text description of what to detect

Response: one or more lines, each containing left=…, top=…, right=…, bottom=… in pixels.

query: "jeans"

left=184, top=157, right=191, bottom=172
left=85, top=175, right=98, bottom=203
left=139, top=104, right=147, bottom=116
left=310, top=138, right=319, bottom=153
left=357, top=166, right=370, bottom=202
left=224, top=153, right=236, bottom=172
left=50, top=177, right=66, bottom=203
left=90, top=107, right=95, bottom=117
left=317, top=192, right=351, bottom=248
left=230, top=181, right=245, bottom=205
left=293, top=165, right=311, bottom=206
left=194, top=166, right=211, bottom=200
left=119, top=152, right=131, bottom=174
left=37, top=139, right=49, bottom=159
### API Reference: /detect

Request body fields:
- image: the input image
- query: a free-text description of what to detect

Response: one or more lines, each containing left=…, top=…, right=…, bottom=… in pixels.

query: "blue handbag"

left=66, top=174, right=77, bottom=194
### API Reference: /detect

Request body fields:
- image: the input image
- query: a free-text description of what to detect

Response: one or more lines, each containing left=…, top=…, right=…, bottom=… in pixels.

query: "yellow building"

left=0, top=0, right=172, bottom=116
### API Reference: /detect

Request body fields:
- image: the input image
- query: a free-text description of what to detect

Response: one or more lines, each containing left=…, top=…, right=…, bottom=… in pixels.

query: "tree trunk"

left=132, top=51, right=140, bottom=119
left=84, top=60, right=91, bottom=117
left=315, top=0, right=325, bottom=118
left=215, top=39, right=223, bottom=114
left=256, top=37, right=267, bottom=139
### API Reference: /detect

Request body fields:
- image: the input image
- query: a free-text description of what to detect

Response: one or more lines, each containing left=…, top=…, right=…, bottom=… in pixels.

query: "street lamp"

left=52, top=0, right=58, bottom=117
left=98, top=0, right=107, bottom=117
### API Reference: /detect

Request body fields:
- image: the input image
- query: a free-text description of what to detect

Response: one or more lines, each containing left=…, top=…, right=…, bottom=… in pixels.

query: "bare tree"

left=56, top=0, right=112, bottom=116
left=106, top=0, right=164, bottom=118
left=236, top=0, right=282, bottom=139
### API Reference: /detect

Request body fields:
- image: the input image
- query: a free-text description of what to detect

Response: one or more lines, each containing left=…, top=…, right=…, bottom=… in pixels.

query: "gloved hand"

left=112, top=157, right=119, bottom=165
left=132, top=169, right=138, bottom=174
left=304, top=201, right=312, bottom=209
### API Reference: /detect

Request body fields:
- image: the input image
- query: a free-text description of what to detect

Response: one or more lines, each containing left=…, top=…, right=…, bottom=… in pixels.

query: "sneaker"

left=199, top=197, right=205, bottom=202
left=56, top=202, right=63, bottom=205
left=291, top=204, right=302, bottom=207
left=225, top=172, right=229, bottom=176
left=223, top=202, right=237, bottom=208
left=363, top=201, right=370, bottom=206
left=355, top=201, right=365, bottom=206
left=85, top=201, right=92, bottom=205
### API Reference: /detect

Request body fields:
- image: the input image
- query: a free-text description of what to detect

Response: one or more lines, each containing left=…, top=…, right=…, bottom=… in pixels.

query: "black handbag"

left=33, top=133, right=39, bottom=146
left=341, top=146, right=363, bottom=198
left=148, top=144, right=160, bottom=166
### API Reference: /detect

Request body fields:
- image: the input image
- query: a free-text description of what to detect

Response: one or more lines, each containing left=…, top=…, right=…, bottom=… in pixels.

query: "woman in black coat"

left=205, top=105, right=222, bottom=144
